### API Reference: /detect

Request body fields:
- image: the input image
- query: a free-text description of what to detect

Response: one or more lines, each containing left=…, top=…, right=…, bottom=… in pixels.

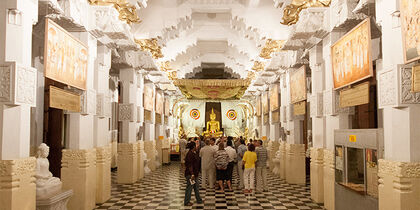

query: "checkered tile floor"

left=95, top=162, right=323, bottom=209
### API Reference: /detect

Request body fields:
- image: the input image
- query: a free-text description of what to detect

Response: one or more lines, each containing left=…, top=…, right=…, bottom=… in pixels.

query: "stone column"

left=60, top=31, right=97, bottom=210
left=321, top=30, right=353, bottom=210
left=144, top=83, right=156, bottom=171
left=137, top=141, right=145, bottom=179
left=283, top=71, right=306, bottom=185
left=279, top=142, right=287, bottom=179
left=94, top=45, right=112, bottom=203
left=0, top=0, right=38, bottom=209
left=375, top=1, right=420, bottom=209
left=117, top=68, right=138, bottom=183
left=309, top=43, right=325, bottom=203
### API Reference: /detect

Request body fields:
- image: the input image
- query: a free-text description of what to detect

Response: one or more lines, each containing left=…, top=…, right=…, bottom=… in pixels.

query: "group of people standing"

left=179, top=135, right=268, bottom=206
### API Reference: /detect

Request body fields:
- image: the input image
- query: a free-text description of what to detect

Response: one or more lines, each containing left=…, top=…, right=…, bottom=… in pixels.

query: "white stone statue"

left=35, top=143, right=62, bottom=200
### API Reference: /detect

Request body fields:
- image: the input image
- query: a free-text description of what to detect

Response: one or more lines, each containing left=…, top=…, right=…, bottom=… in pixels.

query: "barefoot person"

left=184, top=142, right=203, bottom=206
left=242, top=144, right=257, bottom=194
left=214, top=143, right=229, bottom=192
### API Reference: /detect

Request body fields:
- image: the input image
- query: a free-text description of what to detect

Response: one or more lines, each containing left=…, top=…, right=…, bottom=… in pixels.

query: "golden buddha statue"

left=203, top=108, right=223, bottom=137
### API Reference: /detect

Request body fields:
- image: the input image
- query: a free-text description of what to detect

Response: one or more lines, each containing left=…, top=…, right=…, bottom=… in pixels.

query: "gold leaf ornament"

left=281, top=0, right=331, bottom=26
left=135, top=38, right=164, bottom=59
left=88, top=0, right=141, bottom=24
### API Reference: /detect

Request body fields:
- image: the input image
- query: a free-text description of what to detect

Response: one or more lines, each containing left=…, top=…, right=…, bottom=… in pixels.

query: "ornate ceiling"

left=54, top=0, right=355, bottom=97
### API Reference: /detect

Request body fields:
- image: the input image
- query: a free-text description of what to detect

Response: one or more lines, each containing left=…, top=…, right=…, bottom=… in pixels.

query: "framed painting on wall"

left=44, top=18, right=88, bottom=90
left=143, top=85, right=154, bottom=111
left=164, top=98, right=170, bottom=116
left=256, top=96, right=261, bottom=116
left=262, top=92, right=269, bottom=114
left=155, top=92, right=163, bottom=114
left=290, top=66, right=307, bottom=103
left=270, top=84, right=279, bottom=111
left=401, top=0, right=420, bottom=63
left=331, top=18, right=373, bottom=89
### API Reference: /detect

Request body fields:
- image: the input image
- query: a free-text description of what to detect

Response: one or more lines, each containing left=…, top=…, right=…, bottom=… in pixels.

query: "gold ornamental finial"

left=280, top=0, right=331, bottom=26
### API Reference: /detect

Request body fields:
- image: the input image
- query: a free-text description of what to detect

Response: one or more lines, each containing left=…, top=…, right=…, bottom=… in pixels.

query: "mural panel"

left=164, top=98, right=170, bottom=116
left=270, top=84, right=279, bottom=111
left=143, top=85, right=154, bottom=111
left=401, top=0, right=420, bottom=63
left=262, top=92, right=269, bottom=114
left=155, top=92, right=163, bottom=114
left=290, top=66, right=307, bottom=103
left=44, top=19, right=88, bottom=90
left=331, top=18, right=372, bottom=89
left=256, top=96, right=261, bottom=116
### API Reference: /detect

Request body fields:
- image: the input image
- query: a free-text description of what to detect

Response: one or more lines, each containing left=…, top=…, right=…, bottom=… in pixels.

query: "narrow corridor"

left=95, top=163, right=323, bottom=209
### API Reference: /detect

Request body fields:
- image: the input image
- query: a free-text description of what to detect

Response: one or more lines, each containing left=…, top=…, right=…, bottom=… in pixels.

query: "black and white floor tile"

left=95, top=162, right=324, bottom=209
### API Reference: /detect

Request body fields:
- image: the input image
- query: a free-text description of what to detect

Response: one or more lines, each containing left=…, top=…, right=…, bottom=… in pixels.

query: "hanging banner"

left=339, top=82, right=370, bottom=108
left=331, top=18, right=373, bottom=89
left=49, top=86, right=81, bottom=112
left=400, top=0, right=420, bottom=63
left=44, top=19, right=88, bottom=90
left=290, top=66, right=307, bottom=103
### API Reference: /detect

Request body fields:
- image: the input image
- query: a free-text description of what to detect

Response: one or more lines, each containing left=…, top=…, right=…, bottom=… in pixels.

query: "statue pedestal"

left=36, top=189, right=73, bottom=210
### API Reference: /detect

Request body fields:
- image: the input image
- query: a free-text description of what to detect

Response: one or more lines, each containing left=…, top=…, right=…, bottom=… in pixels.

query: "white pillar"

left=0, top=0, right=38, bottom=209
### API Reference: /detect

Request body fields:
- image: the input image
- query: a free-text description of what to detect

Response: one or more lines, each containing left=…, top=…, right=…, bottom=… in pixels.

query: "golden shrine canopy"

left=173, top=79, right=250, bottom=100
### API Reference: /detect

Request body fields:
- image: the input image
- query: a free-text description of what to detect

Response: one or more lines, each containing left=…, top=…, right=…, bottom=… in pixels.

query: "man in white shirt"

left=179, top=135, right=187, bottom=165
left=199, top=139, right=216, bottom=189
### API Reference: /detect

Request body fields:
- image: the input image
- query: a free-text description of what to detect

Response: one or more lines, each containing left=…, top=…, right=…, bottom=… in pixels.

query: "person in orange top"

left=242, top=144, right=257, bottom=194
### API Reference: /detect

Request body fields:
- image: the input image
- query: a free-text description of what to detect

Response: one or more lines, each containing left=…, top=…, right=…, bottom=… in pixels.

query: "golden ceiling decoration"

left=281, top=0, right=331, bottom=26
left=259, top=39, right=285, bottom=59
left=159, top=61, right=172, bottom=72
left=246, top=71, right=256, bottom=81
left=88, top=0, right=141, bottom=24
left=167, top=71, right=177, bottom=80
left=134, top=38, right=164, bottom=59
left=252, top=61, right=265, bottom=72
left=173, top=79, right=251, bottom=100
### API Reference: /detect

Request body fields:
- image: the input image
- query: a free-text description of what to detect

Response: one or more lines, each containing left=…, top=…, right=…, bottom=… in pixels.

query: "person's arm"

left=242, top=152, right=247, bottom=165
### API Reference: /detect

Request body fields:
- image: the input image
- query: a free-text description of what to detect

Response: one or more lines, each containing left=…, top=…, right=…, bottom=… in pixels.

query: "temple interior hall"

left=0, top=0, right=419, bottom=210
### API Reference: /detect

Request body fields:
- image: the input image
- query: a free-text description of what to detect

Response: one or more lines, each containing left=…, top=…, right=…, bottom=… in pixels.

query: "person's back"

left=200, top=145, right=215, bottom=169
left=243, top=150, right=257, bottom=169
left=214, top=149, right=229, bottom=170
left=255, top=145, right=268, bottom=167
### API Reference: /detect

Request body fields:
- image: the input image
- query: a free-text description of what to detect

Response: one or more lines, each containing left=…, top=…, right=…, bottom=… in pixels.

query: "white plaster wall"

left=0, top=105, right=31, bottom=159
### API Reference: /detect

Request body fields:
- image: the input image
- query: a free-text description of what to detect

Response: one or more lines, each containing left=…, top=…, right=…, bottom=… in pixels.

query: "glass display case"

left=334, top=129, right=383, bottom=209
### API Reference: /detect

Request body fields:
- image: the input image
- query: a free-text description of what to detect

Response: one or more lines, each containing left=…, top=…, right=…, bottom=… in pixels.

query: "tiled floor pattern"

left=95, top=162, right=323, bottom=209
